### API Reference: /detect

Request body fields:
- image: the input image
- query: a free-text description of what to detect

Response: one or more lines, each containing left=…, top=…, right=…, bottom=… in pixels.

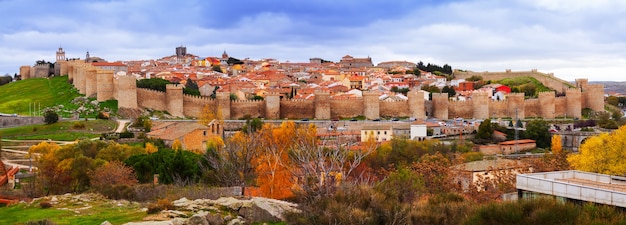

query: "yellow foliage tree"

left=568, top=125, right=626, bottom=175
left=551, top=134, right=562, bottom=154
left=145, top=142, right=158, bottom=154
left=172, top=139, right=183, bottom=151
left=199, top=104, right=223, bottom=126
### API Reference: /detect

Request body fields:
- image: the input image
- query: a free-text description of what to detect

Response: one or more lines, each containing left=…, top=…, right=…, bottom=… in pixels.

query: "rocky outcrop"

left=124, top=196, right=299, bottom=225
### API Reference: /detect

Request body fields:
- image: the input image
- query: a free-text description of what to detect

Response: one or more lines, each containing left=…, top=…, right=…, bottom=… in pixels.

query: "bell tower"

left=56, top=47, right=66, bottom=62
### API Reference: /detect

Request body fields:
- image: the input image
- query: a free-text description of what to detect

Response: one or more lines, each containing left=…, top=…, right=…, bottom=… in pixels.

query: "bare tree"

left=289, top=125, right=377, bottom=197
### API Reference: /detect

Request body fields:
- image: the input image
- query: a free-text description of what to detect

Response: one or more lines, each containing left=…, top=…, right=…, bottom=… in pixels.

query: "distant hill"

left=590, top=81, right=626, bottom=95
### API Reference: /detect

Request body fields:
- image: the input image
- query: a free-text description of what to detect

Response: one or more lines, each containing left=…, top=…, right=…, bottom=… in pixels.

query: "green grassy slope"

left=0, top=76, right=80, bottom=116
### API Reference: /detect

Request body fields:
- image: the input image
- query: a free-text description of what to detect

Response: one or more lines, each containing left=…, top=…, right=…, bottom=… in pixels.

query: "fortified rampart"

left=59, top=61, right=603, bottom=120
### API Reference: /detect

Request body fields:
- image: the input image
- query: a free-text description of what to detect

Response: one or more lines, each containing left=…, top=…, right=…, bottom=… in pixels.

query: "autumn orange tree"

left=568, top=125, right=626, bottom=175
left=89, top=161, right=138, bottom=188
left=253, top=121, right=296, bottom=199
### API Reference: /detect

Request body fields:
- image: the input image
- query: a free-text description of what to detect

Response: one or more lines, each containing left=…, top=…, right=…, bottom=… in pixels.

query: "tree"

left=568, top=125, right=626, bottom=175
left=607, top=96, right=619, bottom=107
left=89, top=161, right=139, bottom=199
left=524, top=119, right=551, bottom=148
left=183, top=78, right=200, bottom=96
left=212, top=65, right=223, bottom=73
left=205, top=131, right=258, bottom=194
left=551, top=134, right=562, bottom=153
left=43, top=109, right=59, bottom=124
left=289, top=123, right=377, bottom=197
left=125, top=148, right=206, bottom=184
left=198, top=103, right=222, bottom=126
left=136, top=78, right=171, bottom=92
left=476, top=119, right=494, bottom=140
left=253, top=122, right=297, bottom=199
left=442, top=85, right=456, bottom=97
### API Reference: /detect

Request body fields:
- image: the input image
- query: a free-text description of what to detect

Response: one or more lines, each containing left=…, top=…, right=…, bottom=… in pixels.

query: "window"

left=377, top=131, right=380, bottom=135
left=203, top=131, right=207, bottom=136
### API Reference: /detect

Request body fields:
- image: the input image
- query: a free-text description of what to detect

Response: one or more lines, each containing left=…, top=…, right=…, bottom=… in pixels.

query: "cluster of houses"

left=84, top=47, right=513, bottom=103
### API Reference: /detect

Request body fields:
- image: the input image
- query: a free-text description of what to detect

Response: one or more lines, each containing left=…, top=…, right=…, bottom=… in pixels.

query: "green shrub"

left=43, top=110, right=59, bottom=124
left=119, top=131, right=135, bottom=139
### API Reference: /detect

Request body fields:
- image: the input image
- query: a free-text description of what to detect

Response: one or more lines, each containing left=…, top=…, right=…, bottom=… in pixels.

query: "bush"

left=39, top=201, right=52, bottom=209
left=119, top=131, right=135, bottom=138
left=97, top=185, right=136, bottom=200
left=96, top=111, right=109, bottom=120
left=71, top=121, right=85, bottom=129
left=43, top=110, right=59, bottom=124
left=147, top=198, right=173, bottom=214
left=26, top=219, right=57, bottom=225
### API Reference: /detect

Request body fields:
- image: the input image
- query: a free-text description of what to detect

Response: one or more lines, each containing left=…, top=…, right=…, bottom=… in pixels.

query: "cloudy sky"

left=1, top=0, right=625, bottom=81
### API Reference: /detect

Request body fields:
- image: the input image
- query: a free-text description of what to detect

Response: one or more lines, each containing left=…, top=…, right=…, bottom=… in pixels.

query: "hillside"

left=0, top=76, right=117, bottom=117
left=0, top=76, right=79, bottom=116
left=497, top=76, right=552, bottom=97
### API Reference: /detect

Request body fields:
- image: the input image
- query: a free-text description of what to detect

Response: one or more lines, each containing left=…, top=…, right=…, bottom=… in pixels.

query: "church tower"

left=221, top=50, right=229, bottom=65
left=56, top=47, right=66, bottom=62
left=85, top=51, right=90, bottom=62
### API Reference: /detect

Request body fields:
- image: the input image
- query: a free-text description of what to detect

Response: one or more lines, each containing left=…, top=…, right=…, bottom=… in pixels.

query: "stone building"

left=339, top=55, right=373, bottom=68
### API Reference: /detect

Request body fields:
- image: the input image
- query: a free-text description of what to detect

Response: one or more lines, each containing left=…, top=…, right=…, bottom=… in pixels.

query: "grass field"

left=0, top=119, right=117, bottom=141
left=0, top=200, right=146, bottom=225
left=0, top=76, right=118, bottom=118
left=0, top=76, right=80, bottom=116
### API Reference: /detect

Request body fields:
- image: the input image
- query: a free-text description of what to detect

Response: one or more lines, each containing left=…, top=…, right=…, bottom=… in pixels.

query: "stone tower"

left=408, top=89, right=426, bottom=119
left=75, top=65, right=86, bottom=94
left=314, top=91, right=331, bottom=120
left=472, top=92, right=490, bottom=119
left=85, top=67, right=98, bottom=98
left=96, top=69, right=114, bottom=102
left=19, top=66, right=31, bottom=80
left=507, top=93, right=525, bottom=119
left=265, top=92, right=281, bottom=119
left=116, top=75, right=138, bottom=109
left=565, top=88, right=582, bottom=119
left=584, top=84, right=605, bottom=112
left=176, top=46, right=187, bottom=63
left=538, top=91, right=556, bottom=119
left=363, top=91, right=380, bottom=120
left=216, top=92, right=231, bottom=120
left=432, top=93, right=449, bottom=120
left=166, top=84, right=184, bottom=118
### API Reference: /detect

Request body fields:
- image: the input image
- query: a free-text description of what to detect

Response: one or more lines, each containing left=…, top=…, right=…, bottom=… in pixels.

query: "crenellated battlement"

left=61, top=61, right=601, bottom=120
left=166, top=83, right=184, bottom=90
left=507, top=93, right=525, bottom=98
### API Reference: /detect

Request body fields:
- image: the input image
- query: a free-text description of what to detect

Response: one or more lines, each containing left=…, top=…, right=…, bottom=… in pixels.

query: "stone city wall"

left=379, top=100, right=410, bottom=118
left=280, top=99, right=315, bottom=119
left=230, top=100, right=265, bottom=119
left=330, top=98, right=364, bottom=119
left=137, top=88, right=168, bottom=111
left=60, top=61, right=603, bottom=120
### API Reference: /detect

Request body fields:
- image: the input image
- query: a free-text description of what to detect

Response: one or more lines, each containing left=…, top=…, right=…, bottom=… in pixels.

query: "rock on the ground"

left=238, top=204, right=279, bottom=223
left=205, top=212, right=225, bottom=225
left=101, top=221, right=113, bottom=225
left=123, top=221, right=174, bottom=225
left=184, top=214, right=209, bottom=225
